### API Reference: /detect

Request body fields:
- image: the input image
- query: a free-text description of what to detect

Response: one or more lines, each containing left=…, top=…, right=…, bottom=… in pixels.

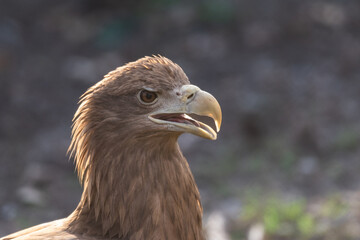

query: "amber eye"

left=138, top=90, right=158, bottom=105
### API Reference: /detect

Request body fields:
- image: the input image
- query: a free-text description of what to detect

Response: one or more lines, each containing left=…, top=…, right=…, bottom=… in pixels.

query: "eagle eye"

left=138, top=90, right=158, bottom=105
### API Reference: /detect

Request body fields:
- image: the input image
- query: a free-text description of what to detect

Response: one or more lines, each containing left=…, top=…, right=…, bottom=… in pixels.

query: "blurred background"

left=1, top=0, right=360, bottom=239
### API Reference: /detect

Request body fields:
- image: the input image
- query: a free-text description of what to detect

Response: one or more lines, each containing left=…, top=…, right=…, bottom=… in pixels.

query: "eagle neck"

left=67, top=136, right=204, bottom=240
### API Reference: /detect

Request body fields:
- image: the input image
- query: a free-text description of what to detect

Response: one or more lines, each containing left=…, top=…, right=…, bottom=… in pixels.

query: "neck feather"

left=66, top=136, right=204, bottom=240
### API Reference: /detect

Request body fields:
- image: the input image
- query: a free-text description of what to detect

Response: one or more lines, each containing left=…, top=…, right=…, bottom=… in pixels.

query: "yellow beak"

left=149, top=85, right=222, bottom=140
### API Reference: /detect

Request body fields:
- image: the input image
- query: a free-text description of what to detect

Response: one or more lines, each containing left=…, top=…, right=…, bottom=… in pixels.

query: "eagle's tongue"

left=162, top=114, right=201, bottom=127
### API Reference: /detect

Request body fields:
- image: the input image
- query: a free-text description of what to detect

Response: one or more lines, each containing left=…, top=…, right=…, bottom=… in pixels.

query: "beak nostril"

left=180, top=85, right=200, bottom=102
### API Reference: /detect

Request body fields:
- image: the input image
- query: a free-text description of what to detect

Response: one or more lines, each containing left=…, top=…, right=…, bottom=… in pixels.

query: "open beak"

left=149, top=85, right=222, bottom=140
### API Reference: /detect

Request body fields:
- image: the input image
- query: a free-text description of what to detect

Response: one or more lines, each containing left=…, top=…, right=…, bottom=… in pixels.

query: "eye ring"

left=137, top=89, right=158, bottom=105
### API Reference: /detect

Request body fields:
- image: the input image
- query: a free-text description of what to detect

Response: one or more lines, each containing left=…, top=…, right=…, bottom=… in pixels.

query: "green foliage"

left=297, top=213, right=315, bottom=237
left=262, top=199, right=315, bottom=237
left=231, top=191, right=355, bottom=240
left=263, top=205, right=281, bottom=233
left=283, top=200, right=304, bottom=221
left=242, top=195, right=260, bottom=221
left=240, top=195, right=316, bottom=239
left=320, top=194, right=348, bottom=218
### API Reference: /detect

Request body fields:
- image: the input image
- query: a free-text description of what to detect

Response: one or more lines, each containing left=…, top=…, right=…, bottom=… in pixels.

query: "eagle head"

left=72, top=56, right=221, bottom=148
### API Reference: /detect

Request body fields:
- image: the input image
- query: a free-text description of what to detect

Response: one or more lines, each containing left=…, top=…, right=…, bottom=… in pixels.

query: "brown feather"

left=1, top=56, right=205, bottom=240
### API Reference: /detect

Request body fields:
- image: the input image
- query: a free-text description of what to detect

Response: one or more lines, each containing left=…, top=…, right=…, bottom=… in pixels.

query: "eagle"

left=1, top=56, right=222, bottom=240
